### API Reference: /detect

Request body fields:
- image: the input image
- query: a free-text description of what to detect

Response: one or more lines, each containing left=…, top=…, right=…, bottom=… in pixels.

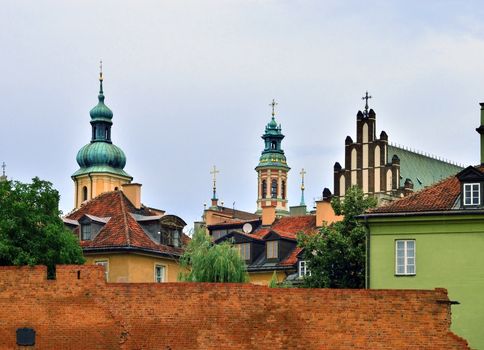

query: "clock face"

left=242, top=223, right=253, bottom=234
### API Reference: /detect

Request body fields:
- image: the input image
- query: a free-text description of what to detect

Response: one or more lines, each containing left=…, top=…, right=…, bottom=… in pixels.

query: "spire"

left=300, top=168, right=306, bottom=206
left=210, top=165, right=220, bottom=207
left=0, top=162, right=6, bottom=182
left=98, top=60, right=104, bottom=100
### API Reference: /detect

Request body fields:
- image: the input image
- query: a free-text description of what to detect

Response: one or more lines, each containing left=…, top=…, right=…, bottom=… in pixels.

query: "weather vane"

left=269, top=99, right=278, bottom=118
left=362, top=91, right=372, bottom=117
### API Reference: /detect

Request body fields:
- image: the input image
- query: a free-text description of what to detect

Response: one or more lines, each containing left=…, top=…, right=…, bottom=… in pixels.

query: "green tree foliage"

left=298, top=186, right=377, bottom=288
left=178, top=229, right=249, bottom=283
left=0, top=177, right=85, bottom=276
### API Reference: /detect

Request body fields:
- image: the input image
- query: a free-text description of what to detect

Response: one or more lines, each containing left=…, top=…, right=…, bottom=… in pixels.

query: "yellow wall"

left=73, top=173, right=131, bottom=209
left=248, top=271, right=286, bottom=286
left=85, top=253, right=183, bottom=283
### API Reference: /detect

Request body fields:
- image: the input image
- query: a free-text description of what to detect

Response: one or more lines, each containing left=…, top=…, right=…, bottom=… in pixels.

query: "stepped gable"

left=66, top=191, right=185, bottom=256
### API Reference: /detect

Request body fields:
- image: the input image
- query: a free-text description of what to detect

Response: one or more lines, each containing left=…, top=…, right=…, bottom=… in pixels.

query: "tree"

left=0, top=177, right=85, bottom=276
left=178, top=229, right=249, bottom=283
left=298, top=186, right=377, bottom=288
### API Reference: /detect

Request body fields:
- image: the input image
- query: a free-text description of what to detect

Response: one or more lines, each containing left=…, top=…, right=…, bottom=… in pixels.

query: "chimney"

left=122, top=183, right=142, bottom=209
left=261, top=205, right=276, bottom=226
left=315, top=188, right=342, bottom=227
left=477, top=103, right=484, bottom=164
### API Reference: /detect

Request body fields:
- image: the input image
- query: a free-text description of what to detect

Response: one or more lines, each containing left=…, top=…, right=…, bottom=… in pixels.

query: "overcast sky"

left=1, top=1, right=484, bottom=230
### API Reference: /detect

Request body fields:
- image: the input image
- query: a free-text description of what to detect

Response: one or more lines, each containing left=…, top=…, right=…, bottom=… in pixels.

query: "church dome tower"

left=255, top=99, right=290, bottom=216
left=72, top=65, right=133, bottom=209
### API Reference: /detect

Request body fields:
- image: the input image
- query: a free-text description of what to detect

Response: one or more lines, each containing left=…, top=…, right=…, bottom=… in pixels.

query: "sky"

left=1, top=1, right=484, bottom=231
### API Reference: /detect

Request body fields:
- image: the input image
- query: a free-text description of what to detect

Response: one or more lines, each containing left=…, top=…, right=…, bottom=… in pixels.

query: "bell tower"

left=72, top=63, right=132, bottom=208
left=255, top=99, right=290, bottom=216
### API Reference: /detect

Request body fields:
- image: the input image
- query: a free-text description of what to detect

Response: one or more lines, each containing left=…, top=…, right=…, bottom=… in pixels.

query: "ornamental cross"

left=1, top=162, right=5, bottom=177
left=99, top=60, right=103, bottom=77
left=300, top=168, right=306, bottom=185
left=362, top=91, right=372, bottom=116
left=210, top=165, right=219, bottom=184
left=269, top=98, right=278, bottom=117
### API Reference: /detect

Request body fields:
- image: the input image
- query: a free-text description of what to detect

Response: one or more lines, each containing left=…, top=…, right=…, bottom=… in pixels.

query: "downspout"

left=364, top=215, right=370, bottom=289
left=88, top=173, right=93, bottom=200
left=74, top=178, right=78, bottom=209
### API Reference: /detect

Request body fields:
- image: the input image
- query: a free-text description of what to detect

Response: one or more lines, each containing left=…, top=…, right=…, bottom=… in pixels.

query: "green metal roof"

left=387, top=145, right=463, bottom=191
left=71, top=165, right=132, bottom=179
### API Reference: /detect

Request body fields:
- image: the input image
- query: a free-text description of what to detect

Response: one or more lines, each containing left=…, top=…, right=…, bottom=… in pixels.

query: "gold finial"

left=269, top=98, right=278, bottom=118
left=99, top=60, right=103, bottom=81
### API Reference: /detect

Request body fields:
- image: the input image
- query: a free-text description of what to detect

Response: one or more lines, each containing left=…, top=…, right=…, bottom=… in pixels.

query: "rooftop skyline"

left=1, top=1, right=484, bottom=229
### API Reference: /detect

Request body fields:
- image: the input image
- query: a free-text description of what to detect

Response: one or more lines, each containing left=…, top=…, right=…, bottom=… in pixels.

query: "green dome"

left=76, top=142, right=126, bottom=169
left=90, top=93, right=113, bottom=122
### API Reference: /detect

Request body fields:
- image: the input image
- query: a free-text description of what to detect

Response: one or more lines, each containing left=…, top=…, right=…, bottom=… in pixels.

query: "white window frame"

left=94, top=259, right=109, bottom=281
left=237, top=243, right=251, bottom=261
left=266, top=241, right=278, bottom=259
left=395, top=240, right=416, bottom=276
left=463, top=183, right=480, bottom=206
left=154, top=264, right=166, bottom=283
left=81, top=223, right=92, bottom=240
left=298, top=260, right=311, bottom=278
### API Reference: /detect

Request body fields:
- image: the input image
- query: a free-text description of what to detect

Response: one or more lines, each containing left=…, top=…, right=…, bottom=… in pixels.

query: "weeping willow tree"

left=178, top=229, right=249, bottom=283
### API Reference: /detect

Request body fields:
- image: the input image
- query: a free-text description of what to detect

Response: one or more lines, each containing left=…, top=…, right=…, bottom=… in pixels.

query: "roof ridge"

left=118, top=191, right=131, bottom=246
left=388, top=143, right=464, bottom=167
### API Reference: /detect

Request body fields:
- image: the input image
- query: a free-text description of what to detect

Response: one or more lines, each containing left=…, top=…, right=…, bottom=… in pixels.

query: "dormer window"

left=266, top=241, right=278, bottom=259
left=464, top=183, right=480, bottom=206
left=81, top=224, right=92, bottom=240
left=237, top=243, right=251, bottom=260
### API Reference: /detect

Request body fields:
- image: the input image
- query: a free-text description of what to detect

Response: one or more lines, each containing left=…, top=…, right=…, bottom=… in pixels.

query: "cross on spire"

left=300, top=168, right=306, bottom=206
left=269, top=98, right=278, bottom=118
left=210, top=165, right=220, bottom=200
left=362, top=91, right=372, bottom=117
left=1, top=162, right=6, bottom=177
left=99, top=60, right=103, bottom=80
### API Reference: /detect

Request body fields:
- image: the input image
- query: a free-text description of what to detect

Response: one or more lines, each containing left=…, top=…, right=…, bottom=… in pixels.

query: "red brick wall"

left=0, top=265, right=469, bottom=350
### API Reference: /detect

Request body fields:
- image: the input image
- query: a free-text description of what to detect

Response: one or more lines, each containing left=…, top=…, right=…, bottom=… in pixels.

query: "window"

left=464, top=183, right=480, bottom=206
left=281, top=180, right=286, bottom=200
left=95, top=260, right=109, bottom=281
left=81, top=224, right=91, bottom=240
left=298, top=260, right=311, bottom=278
left=395, top=240, right=415, bottom=275
left=262, top=180, right=267, bottom=199
left=271, top=179, right=277, bottom=199
left=237, top=243, right=251, bottom=260
left=82, top=186, right=88, bottom=201
left=154, top=264, right=166, bottom=283
left=266, top=241, right=278, bottom=259
left=271, top=141, right=277, bottom=150
left=173, top=230, right=180, bottom=247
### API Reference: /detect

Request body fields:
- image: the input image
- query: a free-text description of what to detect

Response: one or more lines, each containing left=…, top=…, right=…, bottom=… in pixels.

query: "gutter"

left=363, top=215, right=371, bottom=289
left=82, top=246, right=181, bottom=260
left=88, top=173, right=93, bottom=200
left=358, top=209, right=484, bottom=219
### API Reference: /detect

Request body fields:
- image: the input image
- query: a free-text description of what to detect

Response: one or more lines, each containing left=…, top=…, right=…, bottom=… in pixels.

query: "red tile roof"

left=270, top=215, right=318, bottom=239
left=66, top=191, right=186, bottom=257
left=370, top=176, right=461, bottom=213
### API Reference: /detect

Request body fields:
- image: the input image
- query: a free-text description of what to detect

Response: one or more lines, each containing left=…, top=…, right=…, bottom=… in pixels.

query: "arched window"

left=82, top=186, right=88, bottom=201
left=93, top=127, right=97, bottom=139
left=281, top=180, right=286, bottom=199
left=271, top=141, right=277, bottom=150
left=271, top=179, right=277, bottom=199
left=114, top=187, right=118, bottom=191
left=262, top=180, right=267, bottom=198
left=105, top=129, right=108, bottom=140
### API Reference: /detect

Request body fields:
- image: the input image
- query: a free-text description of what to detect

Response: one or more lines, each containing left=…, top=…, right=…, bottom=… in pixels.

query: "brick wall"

left=0, top=265, right=469, bottom=350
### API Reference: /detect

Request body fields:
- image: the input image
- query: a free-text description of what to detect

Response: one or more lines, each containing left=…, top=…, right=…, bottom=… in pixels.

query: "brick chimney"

left=122, top=183, right=142, bottom=209
left=261, top=205, right=276, bottom=226
left=477, top=103, right=484, bottom=164
left=315, top=188, right=342, bottom=227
